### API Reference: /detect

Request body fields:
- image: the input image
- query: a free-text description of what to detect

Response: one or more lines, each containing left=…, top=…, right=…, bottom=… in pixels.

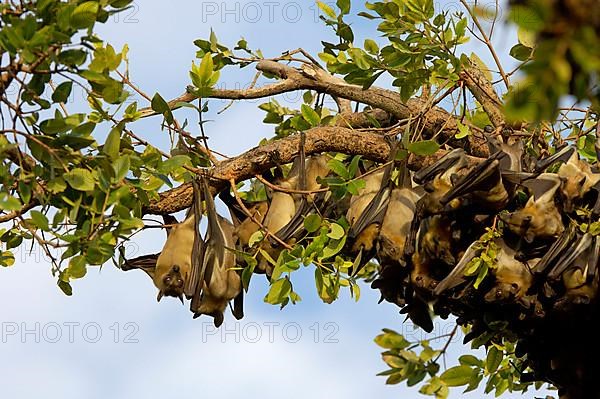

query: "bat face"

left=154, top=214, right=195, bottom=301
left=555, top=151, right=600, bottom=211
left=502, top=173, right=564, bottom=242
left=483, top=240, right=535, bottom=304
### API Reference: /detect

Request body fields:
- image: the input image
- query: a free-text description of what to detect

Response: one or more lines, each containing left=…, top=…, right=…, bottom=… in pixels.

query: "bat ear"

left=178, top=294, right=184, bottom=305
left=157, top=291, right=164, bottom=302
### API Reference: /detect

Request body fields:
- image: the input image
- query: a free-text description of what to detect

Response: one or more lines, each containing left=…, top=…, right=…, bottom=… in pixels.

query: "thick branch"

left=143, top=126, right=484, bottom=215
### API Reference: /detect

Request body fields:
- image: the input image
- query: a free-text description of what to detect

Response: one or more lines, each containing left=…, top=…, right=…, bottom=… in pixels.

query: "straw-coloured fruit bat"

left=411, top=215, right=457, bottom=291
left=501, top=173, right=564, bottom=242
left=153, top=213, right=197, bottom=303
left=557, top=150, right=600, bottom=212
left=377, top=186, right=423, bottom=265
left=346, top=166, right=392, bottom=274
left=482, top=240, right=537, bottom=304
left=549, top=234, right=600, bottom=311
left=190, top=178, right=242, bottom=327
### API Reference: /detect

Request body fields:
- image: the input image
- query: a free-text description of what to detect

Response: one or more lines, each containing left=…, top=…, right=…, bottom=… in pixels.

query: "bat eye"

left=511, top=283, right=519, bottom=293
left=178, top=278, right=183, bottom=286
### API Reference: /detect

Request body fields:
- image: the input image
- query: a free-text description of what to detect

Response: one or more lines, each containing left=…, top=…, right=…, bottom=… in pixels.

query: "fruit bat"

left=557, top=150, right=600, bottom=212
left=400, top=290, right=434, bottom=333
left=482, top=239, right=537, bottom=304
left=371, top=166, right=423, bottom=308
left=549, top=234, right=600, bottom=310
left=434, top=237, right=536, bottom=304
left=501, top=173, right=564, bottom=243
left=190, top=178, right=242, bottom=327
left=377, top=185, right=423, bottom=265
left=410, top=215, right=457, bottom=292
left=346, top=165, right=392, bottom=275
left=404, top=148, right=468, bottom=257
left=153, top=212, right=199, bottom=303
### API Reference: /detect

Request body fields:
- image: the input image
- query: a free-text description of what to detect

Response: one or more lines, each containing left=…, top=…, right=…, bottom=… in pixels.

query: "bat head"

left=559, top=173, right=587, bottom=212
left=157, top=265, right=185, bottom=301
left=484, top=282, right=520, bottom=303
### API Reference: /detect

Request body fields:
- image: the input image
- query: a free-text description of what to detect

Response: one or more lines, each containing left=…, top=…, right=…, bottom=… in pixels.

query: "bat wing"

left=532, top=224, right=576, bottom=274
left=587, top=235, right=600, bottom=280
left=440, top=156, right=500, bottom=205
left=186, top=179, right=206, bottom=299
left=521, top=173, right=561, bottom=203
left=232, top=290, right=244, bottom=320
left=413, top=148, right=466, bottom=184
left=548, top=233, right=593, bottom=280
left=534, top=145, right=575, bottom=173
left=122, top=253, right=159, bottom=279
left=434, top=240, right=482, bottom=295
left=348, top=186, right=391, bottom=239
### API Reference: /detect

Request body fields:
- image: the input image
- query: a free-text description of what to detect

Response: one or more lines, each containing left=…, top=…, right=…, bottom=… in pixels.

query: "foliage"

left=2, top=0, right=600, bottom=398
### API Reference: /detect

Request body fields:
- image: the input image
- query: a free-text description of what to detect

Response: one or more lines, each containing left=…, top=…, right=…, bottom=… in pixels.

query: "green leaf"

left=337, top=0, right=350, bottom=14
left=440, top=365, right=474, bottom=387
left=103, top=125, right=122, bottom=159
left=374, top=330, right=410, bottom=349
left=64, top=168, right=96, bottom=191
left=52, top=81, right=73, bottom=103
left=364, top=39, right=379, bottom=55
left=327, top=223, right=345, bottom=240
left=304, top=214, right=322, bottom=233
left=0, top=193, right=22, bottom=211
left=455, top=121, right=470, bottom=139
left=264, top=278, right=292, bottom=304
left=248, top=231, right=264, bottom=248
left=113, top=155, right=130, bottom=181
left=408, top=140, right=440, bottom=156
left=197, top=53, right=214, bottom=85
left=160, top=155, right=190, bottom=173
left=317, top=1, right=337, bottom=19
left=71, top=1, right=99, bottom=29
left=486, top=346, right=502, bottom=374
left=30, top=211, right=50, bottom=231
left=58, top=280, right=73, bottom=296
left=67, top=255, right=87, bottom=279
left=301, top=104, right=321, bottom=127
left=151, top=93, right=174, bottom=124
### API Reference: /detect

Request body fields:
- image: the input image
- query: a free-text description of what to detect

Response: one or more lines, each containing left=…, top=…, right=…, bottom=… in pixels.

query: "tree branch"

left=142, top=126, right=484, bottom=215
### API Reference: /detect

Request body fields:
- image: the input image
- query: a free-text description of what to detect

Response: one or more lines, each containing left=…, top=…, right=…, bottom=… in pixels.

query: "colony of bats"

left=124, top=131, right=600, bottom=394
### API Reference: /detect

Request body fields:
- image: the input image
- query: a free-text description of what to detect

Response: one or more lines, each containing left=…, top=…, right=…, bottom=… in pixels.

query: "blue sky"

left=0, top=1, right=552, bottom=398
